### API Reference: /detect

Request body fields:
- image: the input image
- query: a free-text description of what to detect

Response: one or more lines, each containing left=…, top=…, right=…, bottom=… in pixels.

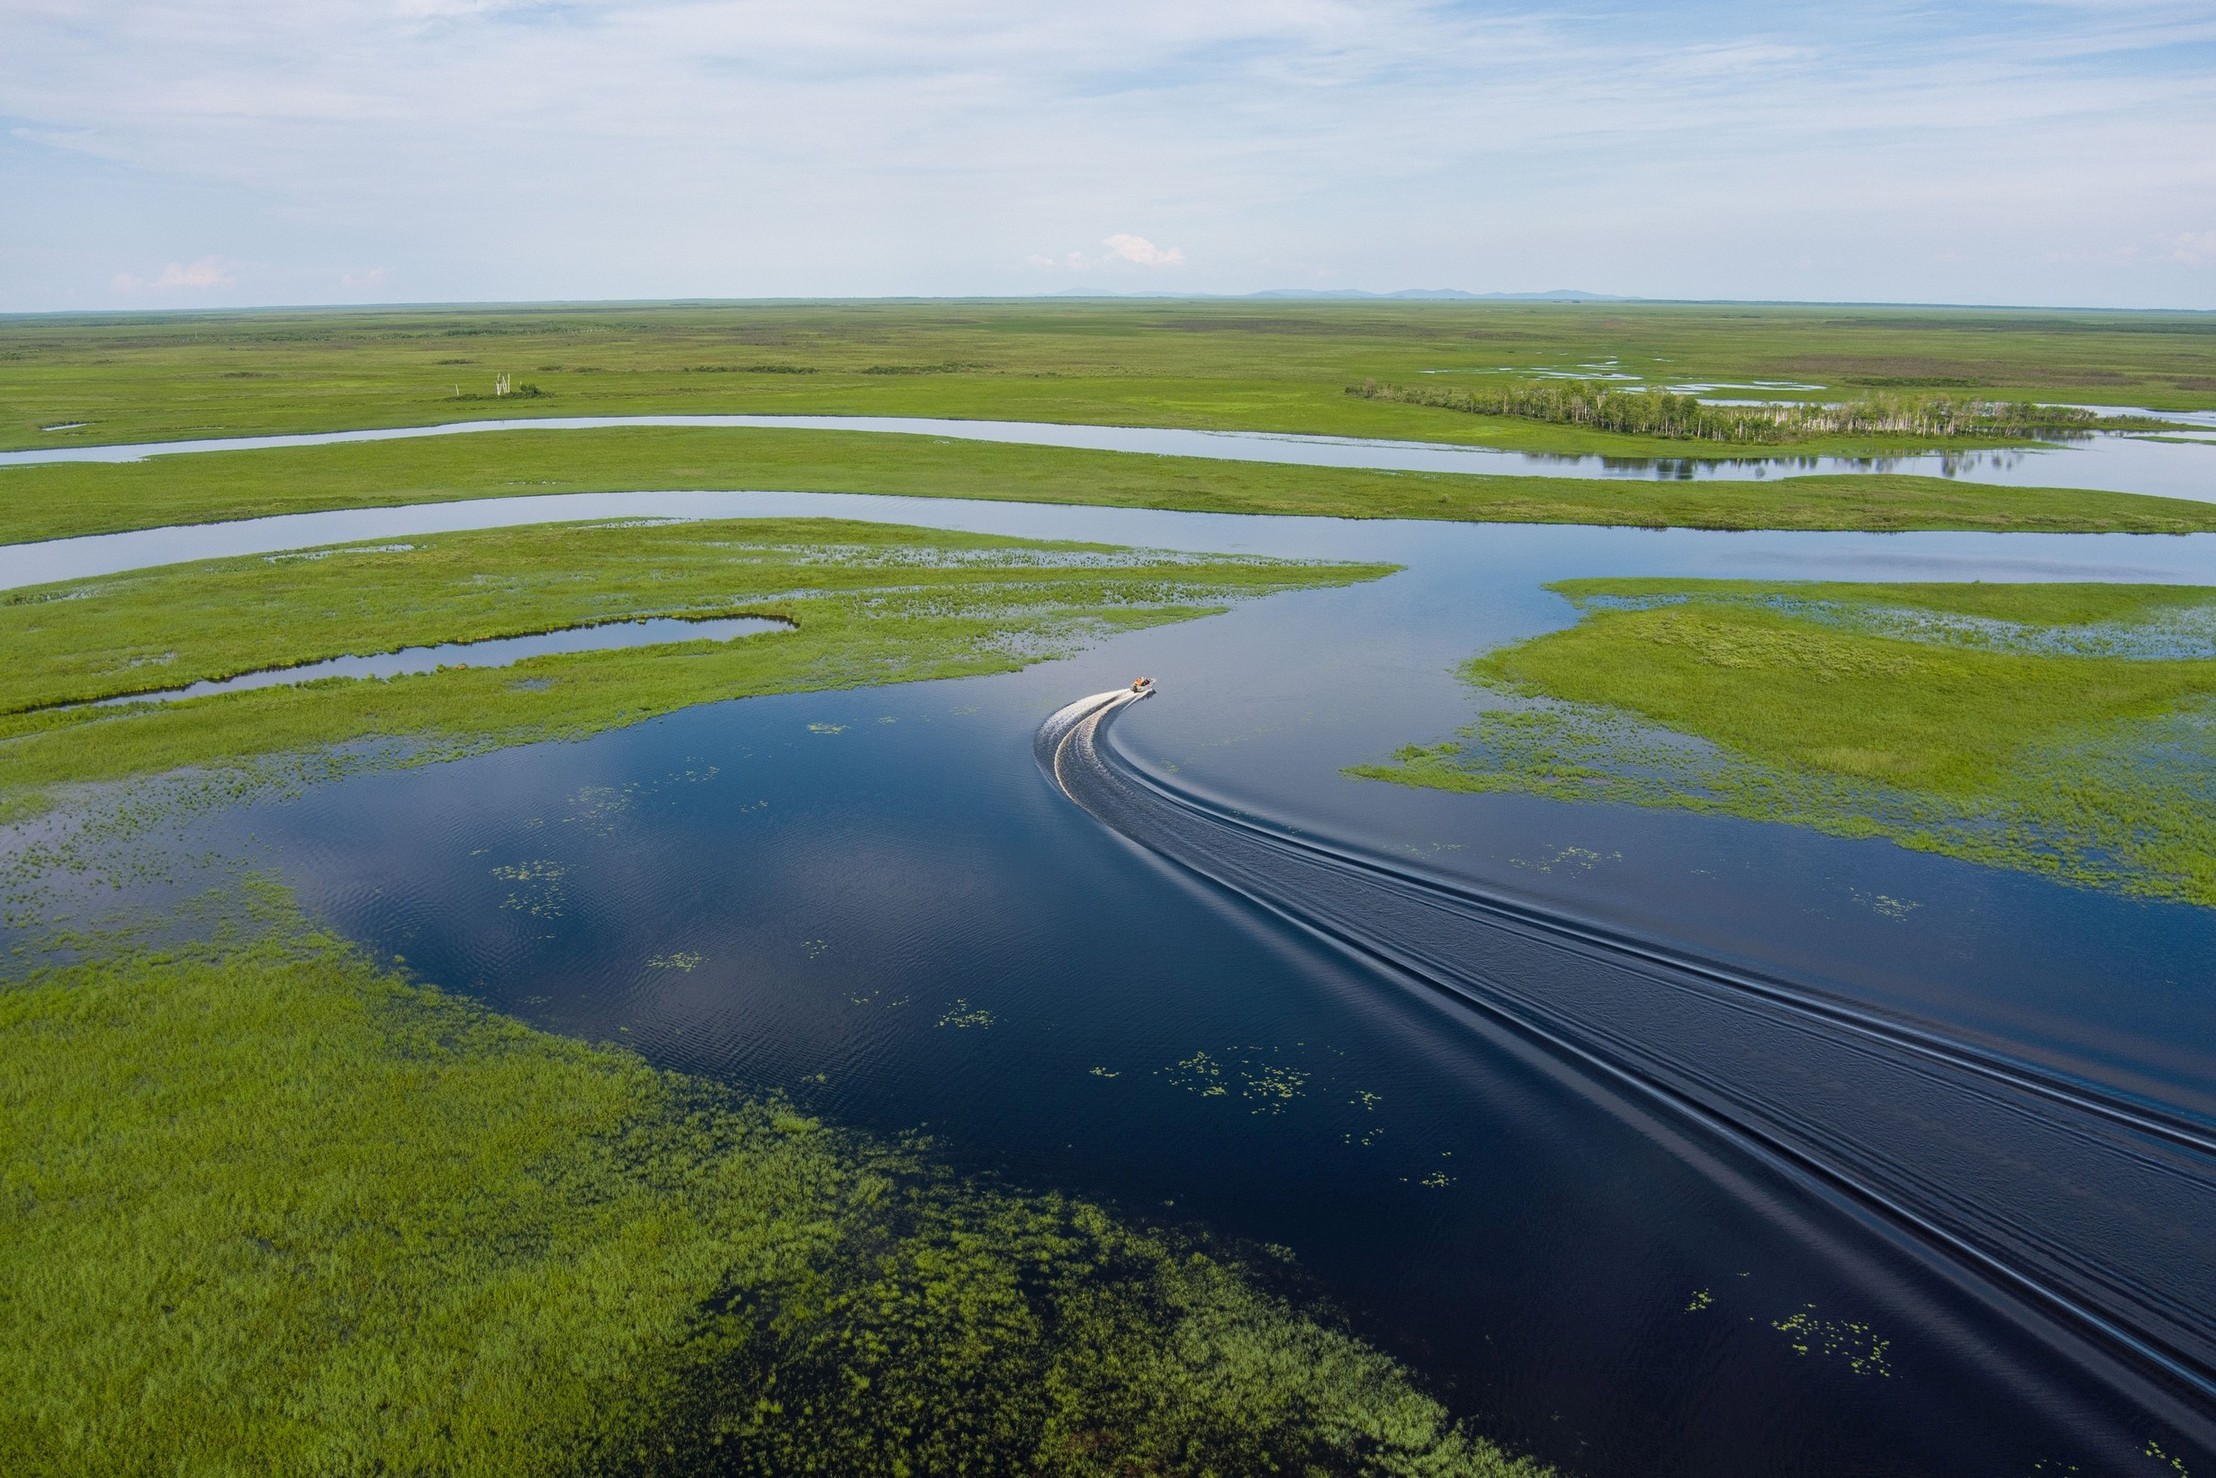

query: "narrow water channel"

left=78, top=614, right=791, bottom=709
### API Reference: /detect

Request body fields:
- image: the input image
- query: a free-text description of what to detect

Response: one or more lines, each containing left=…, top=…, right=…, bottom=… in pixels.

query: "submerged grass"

left=0, top=516, right=1390, bottom=820
left=0, top=887, right=1546, bottom=1475
left=6, top=425, right=2214, bottom=544
left=1352, top=580, right=2216, bottom=907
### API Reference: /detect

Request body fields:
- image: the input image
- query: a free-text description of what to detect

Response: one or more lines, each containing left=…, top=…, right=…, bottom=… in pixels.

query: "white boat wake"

left=1037, top=685, right=2216, bottom=1440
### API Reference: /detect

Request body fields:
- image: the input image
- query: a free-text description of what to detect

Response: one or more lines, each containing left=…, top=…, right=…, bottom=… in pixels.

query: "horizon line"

left=5, top=292, right=2215, bottom=321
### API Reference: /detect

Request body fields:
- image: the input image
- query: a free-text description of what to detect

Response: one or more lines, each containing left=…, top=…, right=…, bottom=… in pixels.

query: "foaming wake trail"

left=1038, top=689, right=2216, bottom=1434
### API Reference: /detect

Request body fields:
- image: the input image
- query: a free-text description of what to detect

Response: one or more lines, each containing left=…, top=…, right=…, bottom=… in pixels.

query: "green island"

left=6, top=300, right=2213, bottom=457
left=0, top=516, right=1391, bottom=821
left=1352, top=579, right=2216, bottom=907
left=0, top=519, right=1552, bottom=1474
left=9, top=424, right=2216, bottom=545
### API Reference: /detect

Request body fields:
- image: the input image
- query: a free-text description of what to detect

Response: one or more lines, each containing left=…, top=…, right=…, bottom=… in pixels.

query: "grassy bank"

left=7, top=426, right=2214, bottom=545
left=0, top=889, right=1545, bottom=1475
left=4, top=300, right=2212, bottom=457
left=0, top=516, right=1390, bottom=820
left=1352, top=579, right=2216, bottom=906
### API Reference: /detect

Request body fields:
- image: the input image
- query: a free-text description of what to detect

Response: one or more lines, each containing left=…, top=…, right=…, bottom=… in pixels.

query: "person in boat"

left=1131, top=676, right=1153, bottom=692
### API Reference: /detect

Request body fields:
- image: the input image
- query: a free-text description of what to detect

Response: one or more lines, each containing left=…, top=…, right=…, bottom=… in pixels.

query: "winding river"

left=4, top=410, right=2214, bottom=499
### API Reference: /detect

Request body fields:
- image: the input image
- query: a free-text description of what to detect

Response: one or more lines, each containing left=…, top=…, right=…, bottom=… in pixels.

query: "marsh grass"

left=4, top=300, right=2212, bottom=458
left=0, top=888, right=1547, bottom=1476
left=0, top=517, right=1389, bottom=821
left=1352, top=581, right=2216, bottom=906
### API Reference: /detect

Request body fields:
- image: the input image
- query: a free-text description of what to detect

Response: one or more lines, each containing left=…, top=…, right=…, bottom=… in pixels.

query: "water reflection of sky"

left=81, top=614, right=791, bottom=709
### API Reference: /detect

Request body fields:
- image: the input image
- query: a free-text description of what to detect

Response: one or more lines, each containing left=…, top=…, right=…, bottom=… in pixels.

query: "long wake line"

left=1038, top=688, right=2216, bottom=1432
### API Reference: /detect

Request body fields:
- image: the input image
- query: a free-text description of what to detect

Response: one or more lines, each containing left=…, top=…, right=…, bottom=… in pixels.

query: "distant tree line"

left=1348, top=379, right=2145, bottom=443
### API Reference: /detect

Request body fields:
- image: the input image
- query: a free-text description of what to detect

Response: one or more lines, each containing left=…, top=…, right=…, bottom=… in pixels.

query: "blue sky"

left=3, top=0, right=2213, bottom=310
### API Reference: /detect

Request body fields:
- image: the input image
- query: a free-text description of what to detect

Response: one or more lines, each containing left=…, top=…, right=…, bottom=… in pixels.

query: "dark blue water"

left=98, top=507, right=2202, bottom=1477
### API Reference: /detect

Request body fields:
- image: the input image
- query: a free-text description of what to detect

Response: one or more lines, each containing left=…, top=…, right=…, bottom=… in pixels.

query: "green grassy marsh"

left=6, top=299, right=2212, bottom=458
left=0, top=514, right=1535, bottom=1474
left=0, top=516, right=1391, bottom=821
left=0, top=888, right=1545, bottom=1476
left=9, top=425, right=2215, bottom=545
left=1353, top=579, right=2216, bottom=906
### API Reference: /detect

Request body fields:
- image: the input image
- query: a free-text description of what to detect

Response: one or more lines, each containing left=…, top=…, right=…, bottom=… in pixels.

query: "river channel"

left=5, top=411, right=2214, bottom=501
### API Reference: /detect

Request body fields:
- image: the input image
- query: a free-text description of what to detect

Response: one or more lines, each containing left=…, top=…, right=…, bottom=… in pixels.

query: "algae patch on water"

left=1351, top=579, right=2216, bottom=907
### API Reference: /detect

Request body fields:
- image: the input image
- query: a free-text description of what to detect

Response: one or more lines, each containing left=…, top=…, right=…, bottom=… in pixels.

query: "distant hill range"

left=1047, top=287, right=1627, bottom=302
left=1248, top=288, right=1623, bottom=301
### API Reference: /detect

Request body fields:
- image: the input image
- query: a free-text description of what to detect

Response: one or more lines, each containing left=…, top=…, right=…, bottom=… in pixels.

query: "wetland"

left=3, top=301, right=2214, bottom=1477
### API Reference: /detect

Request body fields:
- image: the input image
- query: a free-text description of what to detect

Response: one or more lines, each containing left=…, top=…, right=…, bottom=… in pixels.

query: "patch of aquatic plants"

left=0, top=887, right=1547, bottom=1476
left=0, top=518, right=1389, bottom=820
left=1351, top=580, right=2216, bottom=907
left=1348, top=379, right=2165, bottom=445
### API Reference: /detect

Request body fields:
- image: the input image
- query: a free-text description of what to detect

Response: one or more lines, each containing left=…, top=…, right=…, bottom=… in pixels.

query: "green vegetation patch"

left=1351, top=580, right=2216, bottom=906
left=0, top=516, right=1390, bottom=821
left=0, top=890, right=1544, bottom=1475
left=7, top=425, right=2214, bottom=545
left=1350, top=378, right=2162, bottom=444
left=5, top=300, right=2213, bottom=457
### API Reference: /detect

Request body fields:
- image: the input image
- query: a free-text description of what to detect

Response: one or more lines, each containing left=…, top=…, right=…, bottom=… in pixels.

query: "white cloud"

left=11, top=126, right=127, bottom=160
left=1103, top=234, right=1185, bottom=268
left=340, top=265, right=389, bottom=289
left=111, top=256, right=237, bottom=293
left=2172, top=232, right=2216, bottom=267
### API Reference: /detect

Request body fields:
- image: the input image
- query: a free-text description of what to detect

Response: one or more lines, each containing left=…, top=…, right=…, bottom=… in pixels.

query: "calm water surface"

left=85, top=614, right=790, bottom=708
left=12, top=496, right=2216, bottom=1475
